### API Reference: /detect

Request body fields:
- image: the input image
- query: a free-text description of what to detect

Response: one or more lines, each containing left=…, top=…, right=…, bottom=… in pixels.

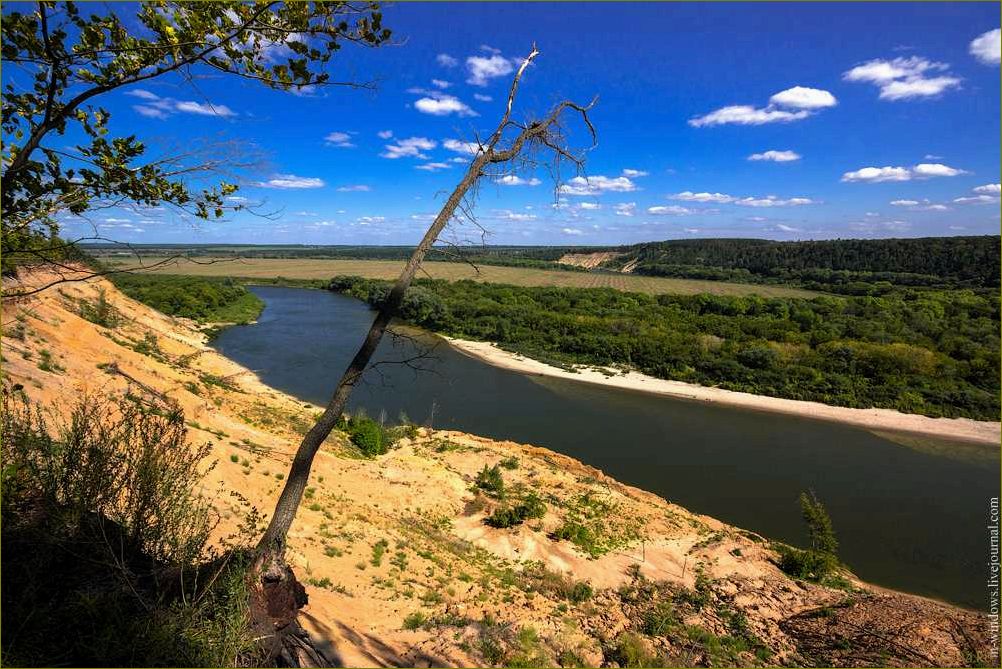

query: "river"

left=211, top=285, right=999, bottom=610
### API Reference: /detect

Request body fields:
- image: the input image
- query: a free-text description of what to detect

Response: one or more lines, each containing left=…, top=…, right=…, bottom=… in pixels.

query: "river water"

left=211, top=285, right=999, bottom=609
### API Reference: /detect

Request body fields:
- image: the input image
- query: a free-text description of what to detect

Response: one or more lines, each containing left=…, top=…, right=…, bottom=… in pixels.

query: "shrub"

left=474, top=464, right=505, bottom=498
left=800, top=490, right=838, bottom=556
left=485, top=492, right=547, bottom=528
left=337, top=413, right=389, bottom=457
left=0, top=388, right=255, bottom=666
left=403, top=611, right=427, bottom=630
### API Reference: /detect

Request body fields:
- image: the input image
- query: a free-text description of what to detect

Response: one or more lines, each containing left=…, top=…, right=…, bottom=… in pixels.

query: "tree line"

left=330, top=275, right=1000, bottom=421
left=604, top=236, right=1001, bottom=293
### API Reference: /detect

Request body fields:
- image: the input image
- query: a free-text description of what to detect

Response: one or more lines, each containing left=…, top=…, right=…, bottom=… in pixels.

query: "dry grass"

left=107, top=257, right=820, bottom=298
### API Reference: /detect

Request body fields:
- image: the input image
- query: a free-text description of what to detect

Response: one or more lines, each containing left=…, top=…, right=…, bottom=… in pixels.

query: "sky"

left=20, top=2, right=1002, bottom=245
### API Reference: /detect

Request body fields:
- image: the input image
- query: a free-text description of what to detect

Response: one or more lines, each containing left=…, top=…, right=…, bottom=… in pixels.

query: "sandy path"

left=445, top=337, right=1001, bottom=446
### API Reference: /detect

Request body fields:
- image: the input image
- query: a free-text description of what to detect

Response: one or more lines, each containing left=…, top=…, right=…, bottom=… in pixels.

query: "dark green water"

left=212, top=285, right=1000, bottom=609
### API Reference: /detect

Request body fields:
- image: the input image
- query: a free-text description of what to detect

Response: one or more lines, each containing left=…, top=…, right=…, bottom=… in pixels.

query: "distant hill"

left=600, top=236, right=1001, bottom=292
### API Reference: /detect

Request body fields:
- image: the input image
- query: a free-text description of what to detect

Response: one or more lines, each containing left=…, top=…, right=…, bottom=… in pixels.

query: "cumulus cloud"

left=324, top=131, right=354, bottom=148
left=614, top=202, right=637, bottom=217
left=377, top=130, right=393, bottom=139
left=689, top=86, right=835, bottom=127
left=843, top=56, right=960, bottom=100
left=578, top=202, right=601, bottom=210
left=621, top=169, right=649, bottom=178
left=841, top=163, right=966, bottom=182
left=768, top=87, right=837, bottom=109
left=414, top=94, right=477, bottom=117
left=969, top=28, right=1001, bottom=66
left=336, top=184, right=370, bottom=192
left=495, top=210, right=536, bottom=222
left=671, top=191, right=735, bottom=203
left=496, top=175, right=541, bottom=186
left=473, top=93, right=493, bottom=102
left=467, top=53, right=514, bottom=86
left=431, top=79, right=451, bottom=89
left=733, top=196, right=814, bottom=207
left=974, top=183, right=1001, bottom=194
left=648, top=205, right=696, bottom=215
left=748, top=150, right=801, bottom=162
left=415, top=162, right=452, bottom=171
left=668, top=191, right=812, bottom=207
left=380, top=137, right=436, bottom=159
left=436, top=53, right=458, bottom=67
left=558, top=175, right=638, bottom=196
left=257, top=174, right=325, bottom=189
left=442, top=138, right=483, bottom=155
left=561, top=227, right=584, bottom=235
left=127, top=89, right=236, bottom=118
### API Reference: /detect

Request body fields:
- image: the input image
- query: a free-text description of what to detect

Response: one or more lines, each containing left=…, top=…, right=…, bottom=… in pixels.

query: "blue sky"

left=34, top=2, right=1002, bottom=245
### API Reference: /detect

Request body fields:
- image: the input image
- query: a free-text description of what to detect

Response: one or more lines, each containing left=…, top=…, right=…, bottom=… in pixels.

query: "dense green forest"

left=111, top=274, right=263, bottom=323
left=330, top=276, right=1000, bottom=421
left=605, top=236, right=1000, bottom=294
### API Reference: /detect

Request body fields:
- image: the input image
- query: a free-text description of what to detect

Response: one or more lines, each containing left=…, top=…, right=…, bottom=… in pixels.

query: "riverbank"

left=445, top=337, right=1001, bottom=446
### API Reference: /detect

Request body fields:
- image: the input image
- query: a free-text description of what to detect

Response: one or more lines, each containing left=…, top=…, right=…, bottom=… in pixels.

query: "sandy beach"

left=445, top=337, right=1002, bottom=446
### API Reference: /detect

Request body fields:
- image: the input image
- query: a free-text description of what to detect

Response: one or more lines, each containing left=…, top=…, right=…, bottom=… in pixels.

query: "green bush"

left=1, top=388, right=255, bottom=666
left=474, top=464, right=505, bottom=498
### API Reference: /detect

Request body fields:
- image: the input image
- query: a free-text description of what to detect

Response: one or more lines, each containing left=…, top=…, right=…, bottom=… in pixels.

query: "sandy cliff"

left=1, top=269, right=992, bottom=667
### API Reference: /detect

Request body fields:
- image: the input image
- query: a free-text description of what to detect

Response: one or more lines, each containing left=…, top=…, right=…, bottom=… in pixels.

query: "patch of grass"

left=402, top=611, right=427, bottom=630
left=370, top=538, right=389, bottom=567
left=36, top=349, right=64, bottom=374
left=474, top=464, right=505, bottom=498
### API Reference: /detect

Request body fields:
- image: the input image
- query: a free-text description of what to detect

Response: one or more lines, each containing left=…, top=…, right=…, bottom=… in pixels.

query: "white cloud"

left=127, top=89, right=235, bottom=118
left=849, top=219, right=911, bottom=233
left=257, top=174, right=325, bottom=189
left=954, top=195, right=1000, bottom=205
left=912, top=163, right=965, bottom=177
left=768, top=86, right=837, bottom=110
left=974, top=183, right=1001, bottom=194
left=621, top=169, right=649, bottom=178
left=733, top=196, right=814, bottom=207
left=324, top=131, right=354, bottom=148
left=748, top=150, right=801, bottom=162
left=431, top=79, right=451, bottom=89
left=336, top=184, right=370, bottom=192
left=969, top=28, right=1001, bottom=66
left=495, top=210, right=536, bottom=222
left=689, top=105, right=809, bottom=127
left=924, top=154, right=944, bottom=160
left=473, top=93, right=493, bottom=102
left=689, top=86, right=835, bottom=127
left=671, top=191, right=735, bottom=203
left=436, top=53, right=458, bottom=67
left=380, top=137, right=436, bottom=159
left=774, top=224, right=801, bottom=232
left=614, top=202, right=637, bottom=217
left=578, top=202, right=601, bottom=210
left=496, top=175, right=541, bottom=186
left=841, top=163, right=966, bottom=182
left=466, top=53, right=514, bottom=86
left=174, top=100, right=237, bottom=116
left=558, top=175, right=638, bottom=196
left=357, top=216, right=385, bottom=225
left=442, top=138, right=483, bottom=155
left=415, top=162, right=452, bottom=171
left=561, top=227, right=584, bottom=235
left=377, top=130, right=393, bottom=139
left=414, top=95, right=477, bottom=117
left=648, top=205, right=696, bottom=215
left=890, top=199, right=919, bottom=206
left=843, top=56, right=960, bottom=100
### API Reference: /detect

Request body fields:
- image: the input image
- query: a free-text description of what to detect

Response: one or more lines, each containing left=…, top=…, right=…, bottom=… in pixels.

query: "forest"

left=111, top=274, right=264, bottom=324
left=606, top=236, right=1001, bottom=294
left=329, top=275, right=1000, bottom=421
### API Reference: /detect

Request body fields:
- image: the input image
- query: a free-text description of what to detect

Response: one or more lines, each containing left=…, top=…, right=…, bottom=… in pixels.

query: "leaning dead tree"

left=256, top=44, right=596, bottom=565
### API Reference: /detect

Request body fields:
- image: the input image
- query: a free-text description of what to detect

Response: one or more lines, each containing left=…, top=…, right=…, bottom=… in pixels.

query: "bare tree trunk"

left=255, top=153, right=489, bottom=556
left=255, top=43, right=595, bottom=564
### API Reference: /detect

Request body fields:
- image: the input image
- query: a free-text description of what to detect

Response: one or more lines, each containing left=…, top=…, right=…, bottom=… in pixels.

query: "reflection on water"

left=212, top=285, right=1000, bottom=609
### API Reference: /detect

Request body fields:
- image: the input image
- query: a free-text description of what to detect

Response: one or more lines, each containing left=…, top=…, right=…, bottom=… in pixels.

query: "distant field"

left=107, top=257, right=821, bottom=298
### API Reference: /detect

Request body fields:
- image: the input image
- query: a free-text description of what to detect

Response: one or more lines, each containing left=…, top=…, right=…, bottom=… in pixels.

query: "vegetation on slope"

left=111, top=274, right=264, bottom=323
left=603, top=236, right=1001, bottom=294
left=330, top=276, right=1000, bottom=421
left=0, top=389, right=257, bottom=666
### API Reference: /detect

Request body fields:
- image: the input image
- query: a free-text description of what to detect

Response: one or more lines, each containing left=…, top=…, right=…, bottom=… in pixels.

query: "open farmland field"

left=107, top=256, right=821, bottom=298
